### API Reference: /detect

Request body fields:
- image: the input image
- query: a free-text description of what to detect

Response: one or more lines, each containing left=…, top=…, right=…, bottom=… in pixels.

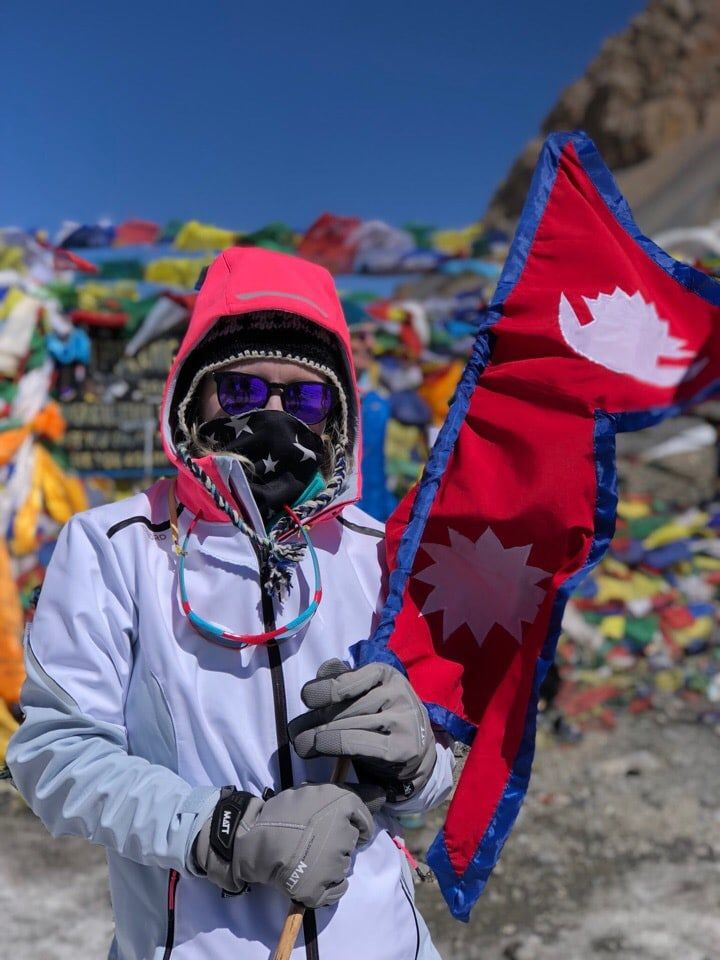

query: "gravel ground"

left=2, top=712, right=718, bottom=959
left=413, top=712, right=720, bottom=960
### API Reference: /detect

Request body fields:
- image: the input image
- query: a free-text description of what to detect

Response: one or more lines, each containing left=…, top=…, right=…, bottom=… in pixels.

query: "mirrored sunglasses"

left=213, top=371, right=335, bottom=425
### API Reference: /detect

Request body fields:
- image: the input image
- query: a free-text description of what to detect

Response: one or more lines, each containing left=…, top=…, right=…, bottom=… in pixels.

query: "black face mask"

left=197, top=409, right=325, bottom=524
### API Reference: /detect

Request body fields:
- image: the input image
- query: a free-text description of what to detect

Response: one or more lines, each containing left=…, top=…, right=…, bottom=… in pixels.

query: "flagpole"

left=272, top=757, right=351, bottom=960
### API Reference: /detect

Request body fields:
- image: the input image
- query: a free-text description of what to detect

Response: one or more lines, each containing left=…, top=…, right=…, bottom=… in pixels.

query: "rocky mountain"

left=484, top=0, right=720, bottom=235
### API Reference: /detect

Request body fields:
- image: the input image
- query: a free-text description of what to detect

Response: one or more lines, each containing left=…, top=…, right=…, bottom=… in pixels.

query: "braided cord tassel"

left=176, top=444, right=325, bottom=600
left=272, top=442, right=347, bottom=541
left=176, top=444, right=298, bottom=597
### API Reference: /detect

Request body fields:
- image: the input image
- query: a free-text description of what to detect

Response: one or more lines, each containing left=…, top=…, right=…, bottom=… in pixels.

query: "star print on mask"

left=229, top=418, right=253, bottom=439
left=203, top=420, right=235, bottom=446
left=197, top=409, right=326, bottom=524
left=293, top=435, right=318, bottom=462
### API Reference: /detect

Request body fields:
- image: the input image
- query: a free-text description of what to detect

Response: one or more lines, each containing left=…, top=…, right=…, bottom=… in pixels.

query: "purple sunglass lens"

left=215, top=373, right=269, bottom=415
left=283, top=382, right=333, bottom=423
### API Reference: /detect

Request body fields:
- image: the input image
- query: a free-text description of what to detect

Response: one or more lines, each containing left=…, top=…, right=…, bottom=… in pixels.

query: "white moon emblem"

left=558, top=287, right=704, bottom=388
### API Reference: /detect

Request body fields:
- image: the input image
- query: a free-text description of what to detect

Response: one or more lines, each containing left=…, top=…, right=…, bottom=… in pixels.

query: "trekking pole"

left=271, top=757, right=351, bottom=960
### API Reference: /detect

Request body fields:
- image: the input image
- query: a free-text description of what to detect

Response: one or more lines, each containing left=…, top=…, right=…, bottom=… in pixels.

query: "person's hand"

left=191, top=782, right=378, bottom=907
left=288, top=660, right=436, bottom=803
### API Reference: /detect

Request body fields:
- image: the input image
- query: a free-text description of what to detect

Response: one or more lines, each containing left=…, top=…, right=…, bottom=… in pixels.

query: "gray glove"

left=191, top=783, right=377, bottom=908
left=288, top=660, right=436, bottom=803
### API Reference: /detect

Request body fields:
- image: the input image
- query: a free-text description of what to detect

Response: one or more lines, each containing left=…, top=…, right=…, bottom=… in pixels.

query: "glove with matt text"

left=191, top=782, right=378, bottom=908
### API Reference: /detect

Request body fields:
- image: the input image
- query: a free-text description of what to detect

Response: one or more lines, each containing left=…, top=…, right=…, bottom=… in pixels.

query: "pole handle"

left=272, top=903, right=305, bottom=960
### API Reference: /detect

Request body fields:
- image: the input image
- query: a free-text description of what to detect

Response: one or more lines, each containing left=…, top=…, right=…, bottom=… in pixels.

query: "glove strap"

left=352, top=761, right=416, bottom=804
left=385, top=779, right=416, bottom=803
left=210, top=786, right=255, bottom=862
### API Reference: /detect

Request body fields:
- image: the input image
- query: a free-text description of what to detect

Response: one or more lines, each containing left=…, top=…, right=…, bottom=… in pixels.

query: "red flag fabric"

left=69, top=309, right=128, bottom=329
left=34, top=237, right=99, bottom=274
left=359, top=131, right=720, bottom=920
left=114, top=219, right=161, bottom=246
left=297, top=212, right=361, bottom=273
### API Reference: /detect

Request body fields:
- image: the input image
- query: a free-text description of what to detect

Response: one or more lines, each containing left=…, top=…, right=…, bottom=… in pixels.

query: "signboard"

left=62, top=334, right=180, bottom=476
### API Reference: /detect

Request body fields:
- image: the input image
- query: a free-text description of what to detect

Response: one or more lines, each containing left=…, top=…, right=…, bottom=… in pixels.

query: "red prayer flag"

left=114, top=219, right=161, bottom=246
left=297, top=213, right=361, bottom=274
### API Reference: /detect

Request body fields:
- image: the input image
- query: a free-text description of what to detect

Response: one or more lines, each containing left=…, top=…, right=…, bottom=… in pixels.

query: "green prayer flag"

left=98, top=259, right=145, bottom=281
left=625, top=616, right=658, bottom=648
left=626, top=515, right=669, bottom=539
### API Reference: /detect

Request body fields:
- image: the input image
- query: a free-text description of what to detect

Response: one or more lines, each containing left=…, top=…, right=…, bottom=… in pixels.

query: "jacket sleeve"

left=383, top=734, right=455, bottom=816
left=5, top=513, right=220, bottom=874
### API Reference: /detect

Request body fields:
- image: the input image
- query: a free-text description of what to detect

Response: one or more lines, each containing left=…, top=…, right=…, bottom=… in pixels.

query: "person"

left=344, top=301, right=396, bottom=522
left=6, top=247, right=454, bottom=960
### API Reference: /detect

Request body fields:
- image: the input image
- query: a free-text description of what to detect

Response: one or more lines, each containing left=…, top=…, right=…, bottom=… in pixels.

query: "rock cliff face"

left=485, top=0, right=720, bottom=234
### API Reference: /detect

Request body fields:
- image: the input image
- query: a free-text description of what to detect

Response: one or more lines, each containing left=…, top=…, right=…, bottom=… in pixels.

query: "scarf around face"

left=197, top=408, right=325, bottom=526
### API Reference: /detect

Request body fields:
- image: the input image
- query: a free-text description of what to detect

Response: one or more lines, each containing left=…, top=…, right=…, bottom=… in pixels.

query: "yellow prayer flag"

left=0, top=287, right=27, bottom=320
left=173, top=220, right=236, bottom=251
left=673, top=616, right=714, bottom=646
left=643, top=515, right=708, bottom=549
left=599, top=615, right=626, bottom=640
left=145, top=257, right=211, bottom=288
left=431, top=224, right=484, bottom=256
left=594, top=572, right=666, bottom=603
left=617, top=499, right=651, bottom=520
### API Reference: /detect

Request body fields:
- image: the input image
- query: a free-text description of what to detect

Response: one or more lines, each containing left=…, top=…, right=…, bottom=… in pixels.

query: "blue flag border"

left=360, top=130, right=720, bottom=921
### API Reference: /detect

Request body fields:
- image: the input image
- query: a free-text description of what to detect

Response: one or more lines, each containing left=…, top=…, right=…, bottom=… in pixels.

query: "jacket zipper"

left=162, top=868, right=179, bottom=960
left=399, top=874, right=420, bottom=960
left=260, top=564, right=320, bottom=960
left=391, top=832, right=421, bottom=959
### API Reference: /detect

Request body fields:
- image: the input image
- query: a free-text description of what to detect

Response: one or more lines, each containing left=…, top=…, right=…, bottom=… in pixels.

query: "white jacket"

left=8, top=247, right=453, bottom=959
left=7, top=473, right=453, bottom=959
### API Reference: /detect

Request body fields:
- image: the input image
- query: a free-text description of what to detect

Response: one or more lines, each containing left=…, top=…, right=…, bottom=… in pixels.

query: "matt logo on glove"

left=209, top=788, right=254, bottom=861
left=286, top=860, right=308, bottom=892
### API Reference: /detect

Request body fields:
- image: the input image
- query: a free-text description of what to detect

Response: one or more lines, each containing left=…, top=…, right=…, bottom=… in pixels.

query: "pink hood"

left=159, top=247, right=361, bottom=524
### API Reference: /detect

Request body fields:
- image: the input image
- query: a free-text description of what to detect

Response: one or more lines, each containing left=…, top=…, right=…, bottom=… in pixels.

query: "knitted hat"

left=172, top=310, right=355, bottom=452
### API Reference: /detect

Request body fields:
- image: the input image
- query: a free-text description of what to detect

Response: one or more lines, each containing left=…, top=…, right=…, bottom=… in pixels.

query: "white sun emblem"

left=414, top=527, right=549, bottom=647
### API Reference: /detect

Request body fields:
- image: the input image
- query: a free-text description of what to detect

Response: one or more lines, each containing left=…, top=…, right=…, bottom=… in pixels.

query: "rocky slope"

left=485, top=0, right=720, bottom=235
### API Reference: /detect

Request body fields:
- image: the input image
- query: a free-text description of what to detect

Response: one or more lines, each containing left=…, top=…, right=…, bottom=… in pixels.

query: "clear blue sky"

left=5, top=1, right=645, bottom=235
